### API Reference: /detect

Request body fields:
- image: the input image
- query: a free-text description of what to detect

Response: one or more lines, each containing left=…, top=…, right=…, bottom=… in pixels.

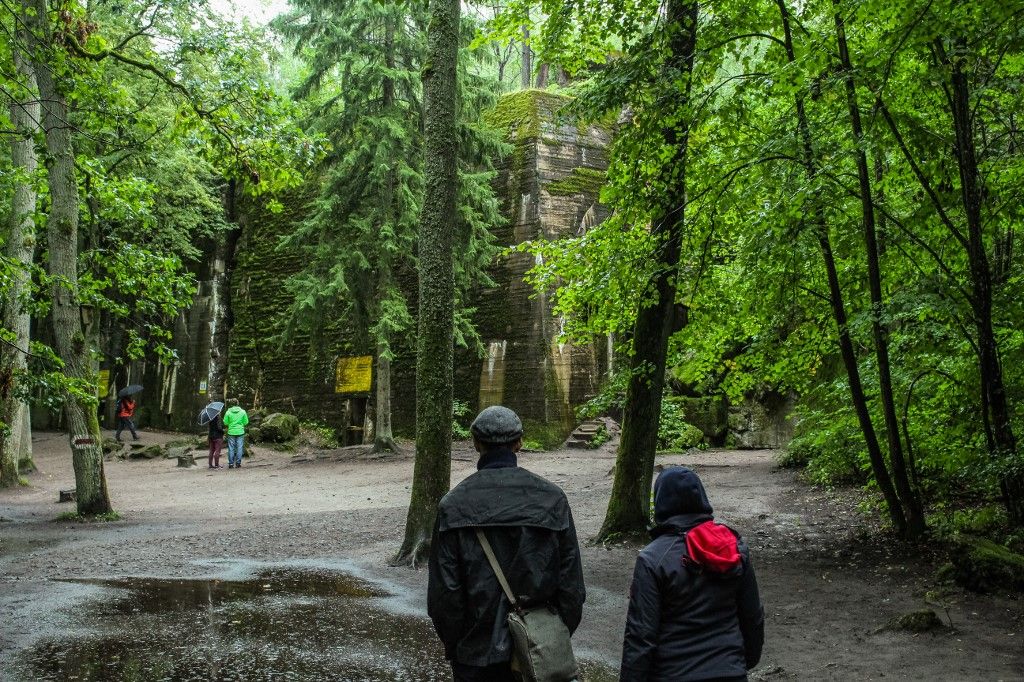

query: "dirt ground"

left=1, top=429, right=1022, bottom=680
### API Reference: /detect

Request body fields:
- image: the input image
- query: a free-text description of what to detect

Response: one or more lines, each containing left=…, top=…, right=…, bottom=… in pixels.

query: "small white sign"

left=199, top=380, right=208, bottom=395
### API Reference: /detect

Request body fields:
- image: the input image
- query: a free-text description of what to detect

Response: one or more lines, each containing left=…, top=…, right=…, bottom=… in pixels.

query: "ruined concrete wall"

left=471, top=90, right=613, bottom=445
left=113, top=90, right=614, bottom=444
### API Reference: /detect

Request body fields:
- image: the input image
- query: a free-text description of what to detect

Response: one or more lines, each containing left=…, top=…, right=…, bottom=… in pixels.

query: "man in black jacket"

left=621, top=466, right=764, bottom=681
left=427, top=405, right=586, bottom=682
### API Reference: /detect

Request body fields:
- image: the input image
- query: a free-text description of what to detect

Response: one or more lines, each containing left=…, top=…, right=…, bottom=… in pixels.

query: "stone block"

left=257, top=413, right=300, bottom=442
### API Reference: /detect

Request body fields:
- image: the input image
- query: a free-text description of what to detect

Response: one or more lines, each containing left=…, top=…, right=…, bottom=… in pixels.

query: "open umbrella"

left=117, top=384, right=143, bottom=398
left=199, top=401, right=225, bottom=425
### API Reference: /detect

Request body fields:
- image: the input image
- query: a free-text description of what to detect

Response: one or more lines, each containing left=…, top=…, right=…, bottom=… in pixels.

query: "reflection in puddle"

left=23, top=568, right=617, bottom=681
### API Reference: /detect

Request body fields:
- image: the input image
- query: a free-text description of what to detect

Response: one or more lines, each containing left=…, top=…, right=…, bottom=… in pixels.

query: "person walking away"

left=208, top=413, right=225, bottom=469
left=115, top=396, right=139, bottom=442
left=620, top=466, right=764, bottom=682
left=222, top=399, right=249, bottom=469
left=428, top=405, right=586, bottom=682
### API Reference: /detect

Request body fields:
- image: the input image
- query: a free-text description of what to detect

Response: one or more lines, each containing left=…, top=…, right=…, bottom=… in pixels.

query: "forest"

left=2, top=0, right=1024, bottom=581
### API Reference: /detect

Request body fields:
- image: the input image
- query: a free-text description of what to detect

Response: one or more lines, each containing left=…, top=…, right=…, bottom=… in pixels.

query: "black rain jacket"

left=427, top=459, right=585, bottom=667
left=621, top=467, right=764, bottom=682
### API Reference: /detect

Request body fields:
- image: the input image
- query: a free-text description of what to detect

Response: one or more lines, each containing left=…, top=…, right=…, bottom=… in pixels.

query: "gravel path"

left=1, top=430, right=1021, bottom=680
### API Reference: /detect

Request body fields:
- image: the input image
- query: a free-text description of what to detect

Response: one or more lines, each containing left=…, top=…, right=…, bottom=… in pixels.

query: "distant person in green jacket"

left=222, top=399, right=249, bottom=469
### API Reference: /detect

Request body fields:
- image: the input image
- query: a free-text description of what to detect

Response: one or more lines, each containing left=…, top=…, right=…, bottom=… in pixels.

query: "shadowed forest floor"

left=1, top=430, right=1021, bottom=680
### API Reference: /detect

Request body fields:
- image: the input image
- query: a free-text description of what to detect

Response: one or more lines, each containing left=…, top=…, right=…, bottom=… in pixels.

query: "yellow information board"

left=335, top=356, right=373, bottom=394
left=97, top=369, right=110, bottom=397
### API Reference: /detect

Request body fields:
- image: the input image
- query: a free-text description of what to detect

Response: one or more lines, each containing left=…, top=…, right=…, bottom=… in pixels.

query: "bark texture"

left=941, top=38, right=1024, bottom=523
left=597, top=0, right=698, bottom=542
left=0, top=38, right=39, bottom=487
left=28, top=0, right=111, bottom=514
left=393, top=0, right=460, bottom=566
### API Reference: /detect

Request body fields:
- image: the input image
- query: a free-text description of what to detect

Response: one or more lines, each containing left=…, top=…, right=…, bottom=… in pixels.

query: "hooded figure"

left=620, top=466, right=764, bottom=682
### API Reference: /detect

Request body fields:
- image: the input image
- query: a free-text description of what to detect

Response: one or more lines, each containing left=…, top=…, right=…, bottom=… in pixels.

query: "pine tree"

left=278, top=0, right=503, bottom=456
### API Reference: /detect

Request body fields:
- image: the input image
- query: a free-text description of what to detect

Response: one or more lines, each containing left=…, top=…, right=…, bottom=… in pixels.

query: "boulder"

left=879, top=609, right=944, bottom=633
left=949, top=535, right=1024, bottom=593
left=258, top=413, right=300, bottom=442
left=128, top=444, right=164, bottom=460
left=165, top=445, right=191, bottom=460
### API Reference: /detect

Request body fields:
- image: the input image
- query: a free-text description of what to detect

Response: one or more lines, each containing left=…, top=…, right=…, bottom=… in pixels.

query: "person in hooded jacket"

left=427, top=405, right=586, bottom=682
left=621, top=466, right=764, bottom=682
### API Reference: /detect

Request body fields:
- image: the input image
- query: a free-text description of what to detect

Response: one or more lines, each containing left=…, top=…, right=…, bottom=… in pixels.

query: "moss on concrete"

left=545, top=167, right=607, bottom=197
left=484, top=89, right=574, bottom=142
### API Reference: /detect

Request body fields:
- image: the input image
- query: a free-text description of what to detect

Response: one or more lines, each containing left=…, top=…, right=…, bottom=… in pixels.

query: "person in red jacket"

left=115, top=396, right=139, bottom=442
left=621, top=466, right=764, bottom=681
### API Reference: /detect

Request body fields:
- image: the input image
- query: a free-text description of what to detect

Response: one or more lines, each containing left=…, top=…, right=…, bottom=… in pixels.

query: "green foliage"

left=657, top=399, right=704, bottom=452
left=298, top=421, right=339, bottom=449
left=587, top=424, right=611, bottom=449
left=477, top=0, right=1024, bottom=530
left=452, top=399, right=472, bottom=440
left=277, top=0, right=504, bottom=367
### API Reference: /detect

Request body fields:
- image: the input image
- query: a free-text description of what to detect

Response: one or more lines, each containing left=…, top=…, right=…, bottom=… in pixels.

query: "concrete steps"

left=565, top=417, right=620, bottom=449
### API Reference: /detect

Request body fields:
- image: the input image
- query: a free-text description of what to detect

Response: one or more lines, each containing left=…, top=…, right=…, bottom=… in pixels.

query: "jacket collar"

left=477, top=446, right=517, bottom=470
left=649, top=512, right=714, bottom=539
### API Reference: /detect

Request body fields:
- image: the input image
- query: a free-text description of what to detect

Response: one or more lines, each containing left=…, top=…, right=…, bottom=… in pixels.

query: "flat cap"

left=470, top=405, right=524, bottom=444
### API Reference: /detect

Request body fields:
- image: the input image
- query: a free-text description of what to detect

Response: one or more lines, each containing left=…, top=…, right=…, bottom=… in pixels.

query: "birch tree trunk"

left=0, top=43, right=39, bottom=487
left=27, top=0, right=112, bottom=514
left=394, top=0, right=460, bottom=566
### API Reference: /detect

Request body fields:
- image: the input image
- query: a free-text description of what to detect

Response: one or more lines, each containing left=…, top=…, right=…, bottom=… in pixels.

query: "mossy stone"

left=949, top=535, right=1024, bottom=592
left=883, top=609, right=944, bottom=633
left=544, top=167, right=607, bottom=197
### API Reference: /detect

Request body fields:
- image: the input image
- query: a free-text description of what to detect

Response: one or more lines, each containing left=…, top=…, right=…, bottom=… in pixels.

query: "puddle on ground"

left=19, top=567, right=618, bottom=681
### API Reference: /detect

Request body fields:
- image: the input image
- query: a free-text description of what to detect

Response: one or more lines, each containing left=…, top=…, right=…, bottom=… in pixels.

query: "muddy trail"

left=1, top=431, right=1021, bottom=681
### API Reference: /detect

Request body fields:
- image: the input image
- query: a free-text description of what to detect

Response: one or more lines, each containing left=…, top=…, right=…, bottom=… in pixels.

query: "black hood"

left=653, top=466, right=713, bottom=524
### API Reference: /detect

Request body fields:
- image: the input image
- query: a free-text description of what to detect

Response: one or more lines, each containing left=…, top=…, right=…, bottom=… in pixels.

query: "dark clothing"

left=427, top=463, right=585, bottom=668
left=451, top=661, right=517, bottom=682
left=621, top=468, right=764, bottom=682
left=208, top=418, right=225, bottom=440
left=115, top=417, right=138, bottom=441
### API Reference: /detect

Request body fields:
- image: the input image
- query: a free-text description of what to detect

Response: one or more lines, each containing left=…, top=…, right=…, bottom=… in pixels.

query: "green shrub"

left=453, top=400, right=472, bottom=440
left=658, top=400, right=704, bottom=451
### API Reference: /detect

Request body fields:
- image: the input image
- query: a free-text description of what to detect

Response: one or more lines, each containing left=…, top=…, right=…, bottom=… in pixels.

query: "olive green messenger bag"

left=475, top=528, right=579, bottom=682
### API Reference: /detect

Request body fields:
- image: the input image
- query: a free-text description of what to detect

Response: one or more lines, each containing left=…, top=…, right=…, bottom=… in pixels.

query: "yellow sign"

left=97, top=369, right=110, bottom=397
left=335, top=356, right=373, bottom=394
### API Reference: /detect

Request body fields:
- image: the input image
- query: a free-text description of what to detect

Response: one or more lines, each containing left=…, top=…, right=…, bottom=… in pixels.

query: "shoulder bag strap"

left=475, top=528, right=520, bottom=611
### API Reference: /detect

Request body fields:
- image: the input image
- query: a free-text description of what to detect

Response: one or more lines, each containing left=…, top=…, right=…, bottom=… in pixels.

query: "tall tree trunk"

left=777, top=0, right=906, bottom=534
left=209, top=179, right=242, bottom=402
left=940, top=37, right=1024, bottom=523
left=0, top=42, right=39, bottom=487
left=28, top=0, right=112, bottom=515
left=373, top=23, right=399, bottom=456
left=374, top=344, right=398, bottom=452
left=834, top=4, right=924, bottom=537
left=597, top=0, right=699, bottom=543
left=393, top=0, right=460, bottom=566
left=521, top=23, right=532, bottom=90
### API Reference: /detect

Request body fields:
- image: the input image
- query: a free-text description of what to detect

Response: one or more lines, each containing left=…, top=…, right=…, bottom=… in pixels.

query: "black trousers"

left=115, top=417, right=138, bottom=440
left=451, top=661, right=517, bottom=682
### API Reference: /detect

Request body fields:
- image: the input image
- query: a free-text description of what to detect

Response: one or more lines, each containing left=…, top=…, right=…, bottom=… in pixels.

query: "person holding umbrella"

left=200, top=401, right=226, bottom=469
left=115, top=384, right=143, bottom=442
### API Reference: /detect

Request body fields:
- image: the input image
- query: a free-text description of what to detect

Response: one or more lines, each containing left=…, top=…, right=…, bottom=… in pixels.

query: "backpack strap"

left=475, top=528, right=520, bottom=612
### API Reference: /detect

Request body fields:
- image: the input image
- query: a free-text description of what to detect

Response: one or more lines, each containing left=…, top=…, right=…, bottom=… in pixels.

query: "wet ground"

left=2, top=432, right=1022, bottom=681
left=17, top=560, right=617, bottom=682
